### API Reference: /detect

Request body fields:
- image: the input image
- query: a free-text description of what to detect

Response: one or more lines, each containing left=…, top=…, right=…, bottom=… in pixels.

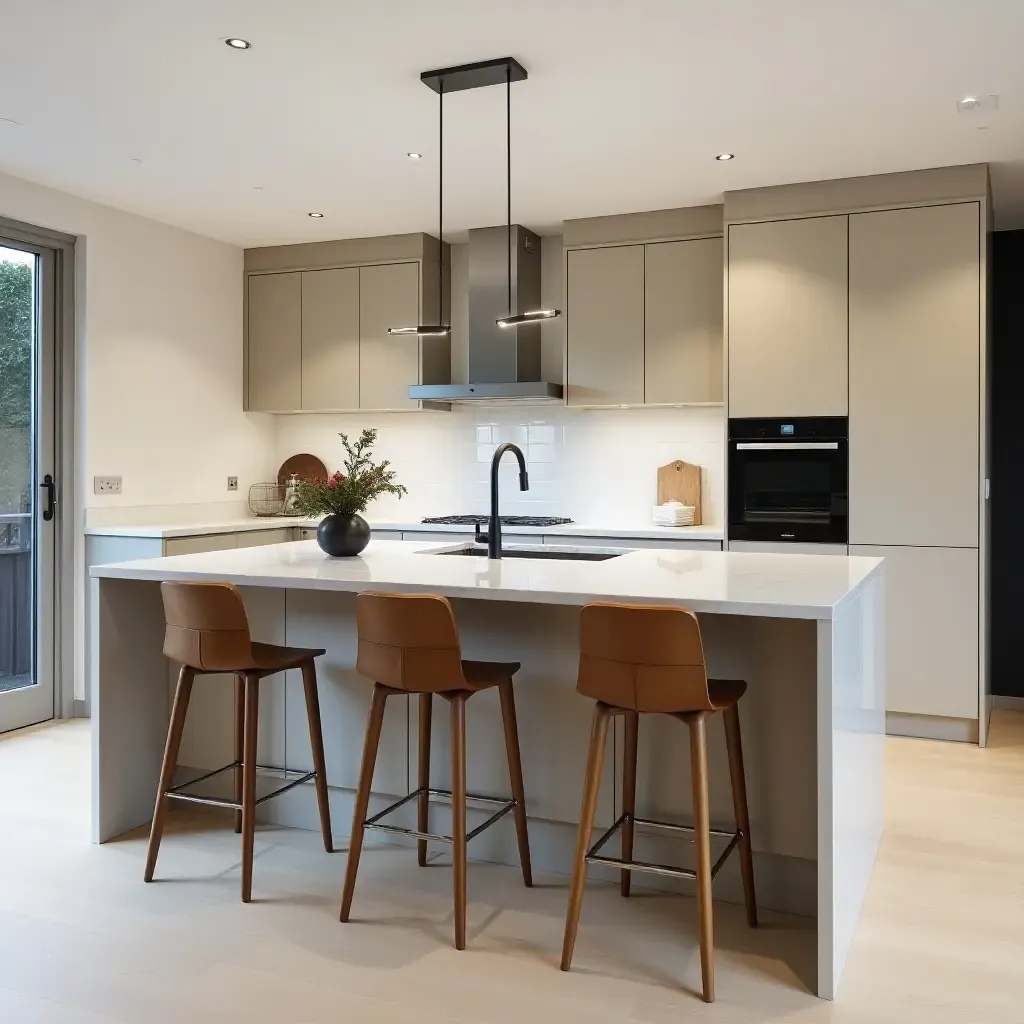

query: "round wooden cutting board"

left=277, top=453, right=329, bottom=486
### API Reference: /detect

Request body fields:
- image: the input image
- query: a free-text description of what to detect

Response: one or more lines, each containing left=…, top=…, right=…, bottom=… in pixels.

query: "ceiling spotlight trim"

left=407, top=151, right=423, bottom=160
left=307, top=212, right=324, bottom=218
left=387, top=325, right=451, bottom=337
left=225, top=38, right=252, bottom=49
left=716, top=152, right=735, bottom=161
left=496, top=309, right=562, bottom=328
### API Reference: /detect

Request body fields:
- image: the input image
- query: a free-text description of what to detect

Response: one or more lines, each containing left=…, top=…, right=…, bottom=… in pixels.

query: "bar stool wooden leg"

left=450, top=691, right=469, bottom=950
left=417, top=692, right=432, bottom=867
left=688, top=712, right=715, bottom=1003
left=233, top=674, right=244, bottom=835
left=240, top=674, right=260, bottom=903
left=300, top=660, right=333, bottom=853
left=498, top=678, right=533, bottom=888
left=561, top=701, right=612, bottom=972
left=621, top=710, right=639, bottom=897
left=144, top=665, right=195, bottom=883
left=724, top=702, right=758, bottom=928
left=340, top=683, right=390, bottom=922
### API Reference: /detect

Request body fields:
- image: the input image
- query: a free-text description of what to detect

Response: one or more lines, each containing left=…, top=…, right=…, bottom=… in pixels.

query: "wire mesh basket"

left=248, top=482, right=286, bottom=517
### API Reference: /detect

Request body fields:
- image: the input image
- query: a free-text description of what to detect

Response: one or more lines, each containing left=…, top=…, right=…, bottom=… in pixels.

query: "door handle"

left=41, top=474, right=56, bottom=522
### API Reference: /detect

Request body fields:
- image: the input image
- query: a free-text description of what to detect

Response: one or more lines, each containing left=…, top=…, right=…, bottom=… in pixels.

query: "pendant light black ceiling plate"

left=420, top=57, right=527, bottom=94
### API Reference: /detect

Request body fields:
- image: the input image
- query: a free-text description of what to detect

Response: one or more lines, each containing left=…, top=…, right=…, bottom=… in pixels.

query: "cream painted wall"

left=0, top=168, right=275, bottom=703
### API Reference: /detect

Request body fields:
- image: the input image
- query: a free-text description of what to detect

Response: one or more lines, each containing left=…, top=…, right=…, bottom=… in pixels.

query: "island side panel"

left=92, top=577, right=168, bottom=843
left=631, top=614, right=819, bottom=916
left=816, top=572, right=886, bottom=998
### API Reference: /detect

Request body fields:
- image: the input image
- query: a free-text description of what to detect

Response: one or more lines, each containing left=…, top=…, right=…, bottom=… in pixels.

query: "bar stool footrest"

left=585, top=813, right=744, bottom=880
left=362, top=786, right=516, bottom=844
left=165, top=761, right=316, bottom=810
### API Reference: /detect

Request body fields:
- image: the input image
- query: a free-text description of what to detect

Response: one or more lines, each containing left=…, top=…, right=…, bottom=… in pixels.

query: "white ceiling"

left=2, top=0, right=1024, bottom=246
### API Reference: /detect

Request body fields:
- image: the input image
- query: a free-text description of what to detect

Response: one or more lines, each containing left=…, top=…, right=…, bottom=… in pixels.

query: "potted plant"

left=293, top=429, right=407, bottom=557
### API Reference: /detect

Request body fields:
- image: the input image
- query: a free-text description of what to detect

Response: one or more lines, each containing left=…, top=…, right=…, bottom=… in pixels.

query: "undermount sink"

left=427, top=544, right=628, bottom=562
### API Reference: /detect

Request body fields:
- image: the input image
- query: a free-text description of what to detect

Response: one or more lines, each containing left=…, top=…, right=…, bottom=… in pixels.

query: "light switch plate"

left=227, top=476, right=239, bottom=491
left=94, top=475, right=122, bottom=495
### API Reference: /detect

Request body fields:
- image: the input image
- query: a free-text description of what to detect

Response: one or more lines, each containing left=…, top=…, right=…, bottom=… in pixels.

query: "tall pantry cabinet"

left=725, top=165, right=989, bottom=742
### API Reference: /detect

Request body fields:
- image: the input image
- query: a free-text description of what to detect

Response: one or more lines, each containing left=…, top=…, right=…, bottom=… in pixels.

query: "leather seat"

left=250, top=641, right=328, bottom=676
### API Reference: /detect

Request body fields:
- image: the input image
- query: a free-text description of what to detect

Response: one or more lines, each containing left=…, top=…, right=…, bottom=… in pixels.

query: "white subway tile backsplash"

left=273, top=404, right=725, bottom=527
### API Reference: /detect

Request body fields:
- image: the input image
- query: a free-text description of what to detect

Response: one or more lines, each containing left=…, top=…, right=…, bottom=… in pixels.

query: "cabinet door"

left=359, top=262, right=420, bottom=411
left=849, top=203, right=980, bottom=547
left=728, top=216, right=848, bottom=418
left=247, top=272, right=301, bottom=411
left=236, top=529, right=295, bottom=548
left=851, top=545, right=978, bottom=719
left=163, top=534, right=238, bottom=556
left=301, top=268, right=359, bottom=411
left=645, top=237, right=723, bottom=404
left=566, top=245, right=644, bottom=406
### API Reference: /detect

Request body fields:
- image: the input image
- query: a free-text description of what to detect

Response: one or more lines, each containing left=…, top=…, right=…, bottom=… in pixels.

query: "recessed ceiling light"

left=959, top=95, right=979, bottom=109
left=307, top=212, right=324, bottom=219
left=716, top=152, right=735, bottom=161
left=407, top=151, right=423, bottom=160
left=225, top=38, right=251, bottom=49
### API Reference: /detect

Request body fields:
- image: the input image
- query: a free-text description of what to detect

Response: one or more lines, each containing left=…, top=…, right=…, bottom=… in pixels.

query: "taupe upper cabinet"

left=848, top=202, right=980, bottom=547
left=645, top=237, right=724, bottom=404
left=359, top=262, right=420, bottom=411
left=566, top=245, right=645, bottom=406
left=301, top=267, right=359, bottom=411
left=247, top=272, right=301, bottom=411
left=728, top=215, right=848, bottom=418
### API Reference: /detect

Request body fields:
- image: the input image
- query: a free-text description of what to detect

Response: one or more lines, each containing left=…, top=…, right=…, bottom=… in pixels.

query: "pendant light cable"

left=506, top=64, right=512, bottom=318
left=439, top=77, right=444, bottom=325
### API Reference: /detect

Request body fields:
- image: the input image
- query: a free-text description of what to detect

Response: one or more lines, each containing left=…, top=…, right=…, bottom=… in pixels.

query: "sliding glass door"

left=0, top=237, right=57, bottom=731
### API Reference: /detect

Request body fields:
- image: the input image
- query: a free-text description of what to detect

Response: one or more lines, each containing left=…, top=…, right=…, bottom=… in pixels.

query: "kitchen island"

left=90, top=539, right=884, bottom=998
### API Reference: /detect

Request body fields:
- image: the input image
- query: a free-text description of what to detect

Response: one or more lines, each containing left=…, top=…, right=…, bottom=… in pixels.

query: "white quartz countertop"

left=83, top=517, right=725, bottom=542
left=91, top=538, right=882, bottom=620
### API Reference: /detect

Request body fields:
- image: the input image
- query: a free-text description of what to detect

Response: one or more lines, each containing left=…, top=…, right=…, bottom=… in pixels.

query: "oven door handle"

left=733, top=441, right=841, bottom=450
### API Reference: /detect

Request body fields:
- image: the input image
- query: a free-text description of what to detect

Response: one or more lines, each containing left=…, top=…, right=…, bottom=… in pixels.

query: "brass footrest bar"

left=165, top=762, right=316, bottom=810
left=362, top=786, right=516, bottom=845
left=585, top=813, right=744, bottom=881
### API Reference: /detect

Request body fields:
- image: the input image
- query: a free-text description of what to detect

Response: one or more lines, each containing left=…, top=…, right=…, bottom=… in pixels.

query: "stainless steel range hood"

left=409, top=225, right=563, bottom=402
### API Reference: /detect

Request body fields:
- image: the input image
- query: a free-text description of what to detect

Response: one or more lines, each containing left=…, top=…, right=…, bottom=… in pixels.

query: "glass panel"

left=741, top=457, right=833, bottom=523
left=0, top=246, right=36, bottom=694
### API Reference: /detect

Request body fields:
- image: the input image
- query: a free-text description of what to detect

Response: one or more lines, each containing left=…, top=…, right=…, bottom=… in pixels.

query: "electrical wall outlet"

left=94, top=475, right=122, bottom=495
left=227, top=476, right=239, bottom=491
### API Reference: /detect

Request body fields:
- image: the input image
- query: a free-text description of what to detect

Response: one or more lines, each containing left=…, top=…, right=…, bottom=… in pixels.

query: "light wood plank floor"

left=0, top=713, right=1021, bottom=1022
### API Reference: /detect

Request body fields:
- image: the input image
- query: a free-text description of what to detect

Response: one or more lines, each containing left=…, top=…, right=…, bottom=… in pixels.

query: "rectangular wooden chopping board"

left=656, top=461, right=703, bottom=525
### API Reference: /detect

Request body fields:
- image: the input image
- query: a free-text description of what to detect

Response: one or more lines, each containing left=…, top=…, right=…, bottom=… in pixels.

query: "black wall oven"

left=728, top=417, right=848, bottom=544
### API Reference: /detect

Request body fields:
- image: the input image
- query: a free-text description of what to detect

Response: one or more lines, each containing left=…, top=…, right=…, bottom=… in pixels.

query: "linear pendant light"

left=388, top=77, right=450, bottom=337
left=496, top=65, right=560, bottom=329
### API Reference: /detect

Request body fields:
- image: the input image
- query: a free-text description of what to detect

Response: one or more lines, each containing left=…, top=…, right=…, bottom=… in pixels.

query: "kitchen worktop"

left=83, top=517, right=725, bottom=542
left=91, top=537, right=879, bottom=619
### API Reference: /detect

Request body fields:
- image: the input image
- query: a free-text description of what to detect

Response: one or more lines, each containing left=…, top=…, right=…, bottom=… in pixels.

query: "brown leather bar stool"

left=340, top=592, right=532, bottom=949
left=561, top=601, right=757, bottom=1003
left=145, top=581, right=333, bottom=902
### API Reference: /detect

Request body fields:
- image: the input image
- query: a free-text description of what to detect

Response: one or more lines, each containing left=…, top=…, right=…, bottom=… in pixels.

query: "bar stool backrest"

left=161, top=580, right=253, bottom=671
left=577, top=601, right=713, bottom=712
left=356, top=592, right=466, bottom=693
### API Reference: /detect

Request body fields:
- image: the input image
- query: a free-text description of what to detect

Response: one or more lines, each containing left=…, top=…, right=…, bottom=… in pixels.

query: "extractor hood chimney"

left=410, top=224, right=561, bottom=402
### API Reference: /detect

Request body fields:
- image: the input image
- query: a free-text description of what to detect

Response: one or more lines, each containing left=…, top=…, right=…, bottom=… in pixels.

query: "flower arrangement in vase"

left=292, top=429, right=407, bottom=556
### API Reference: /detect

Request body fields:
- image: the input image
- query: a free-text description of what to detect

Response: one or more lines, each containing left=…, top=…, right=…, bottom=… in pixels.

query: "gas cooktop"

left=422, top=515, right=574, bottom=528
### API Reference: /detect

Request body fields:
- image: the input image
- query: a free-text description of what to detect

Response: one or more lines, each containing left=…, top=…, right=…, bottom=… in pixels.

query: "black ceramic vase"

left=317, top=513, right=370, bottom=557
